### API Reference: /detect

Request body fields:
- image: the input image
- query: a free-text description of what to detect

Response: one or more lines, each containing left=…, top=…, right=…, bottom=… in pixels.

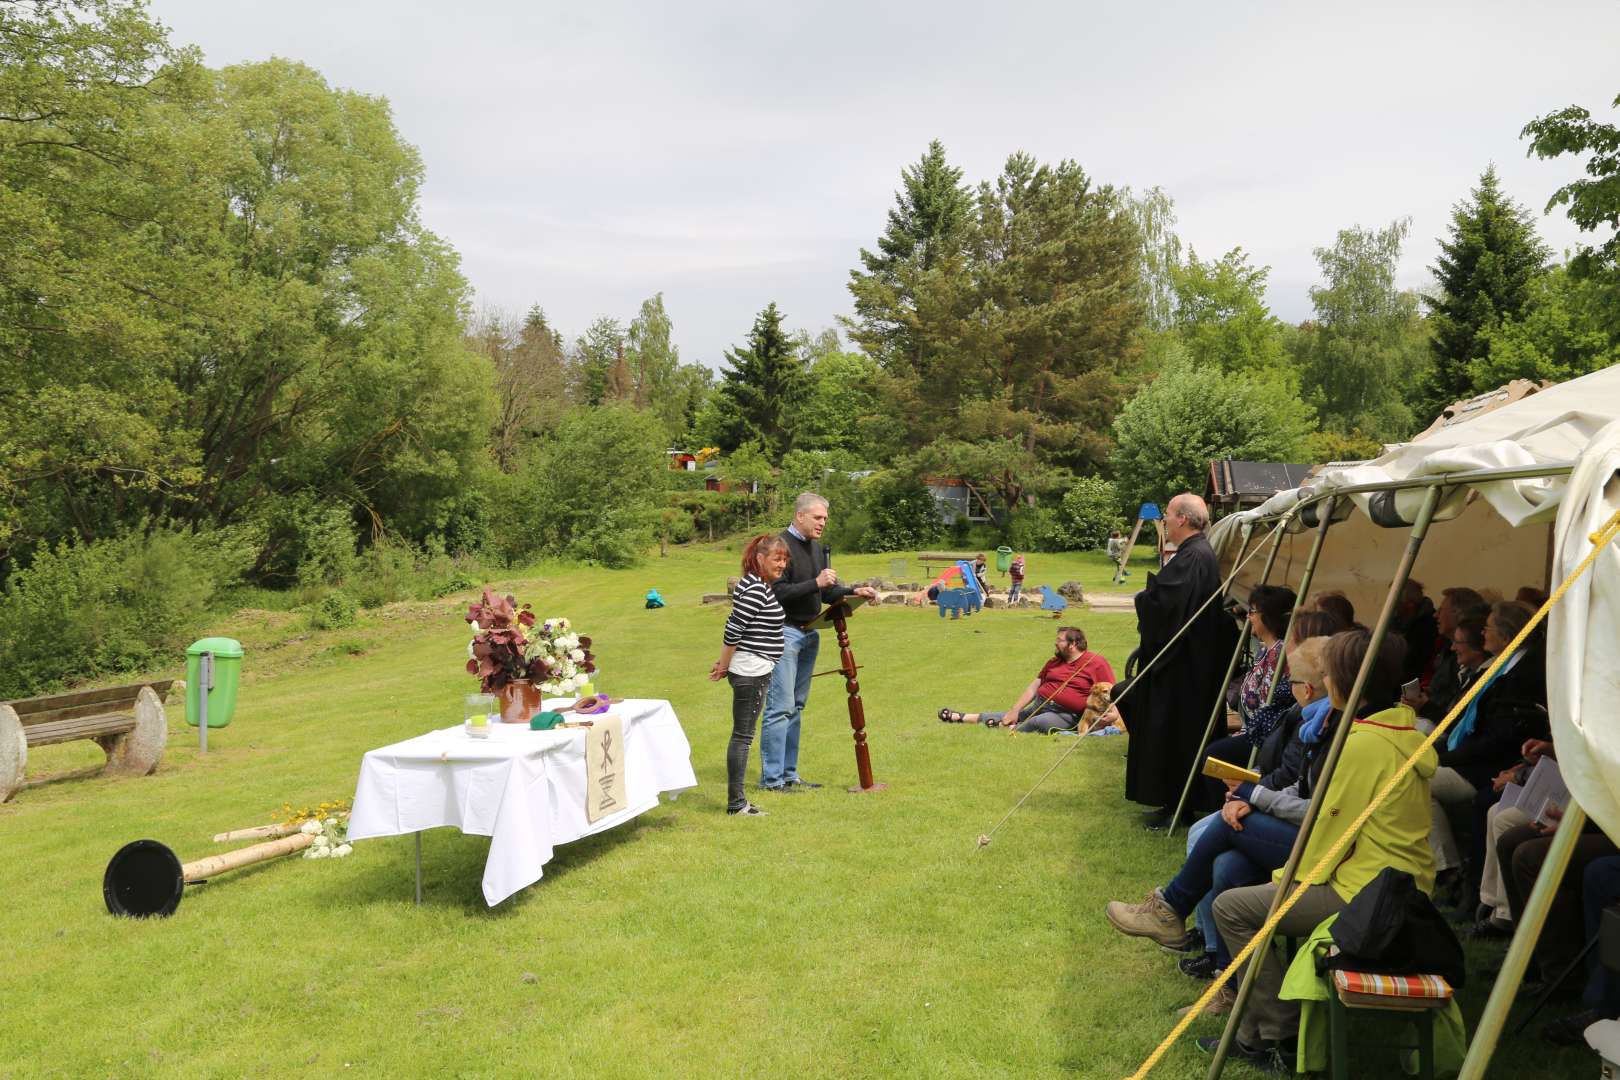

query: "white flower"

left=309, top=846, right=330, bottom=859
left=325, top=817, right=339, bottom=827
left=557, top=618, right=570, bottom=631
left=469, top=621, right=481, bottom=634
left=467, top=641, right=476, bottom=660
left=569, top=648, right=584, bottom=662
left=314, top=835, right=331, bottom=848
left=333, top=844, right=353, bottom=858
left=300, top=820, right=321, bottom=835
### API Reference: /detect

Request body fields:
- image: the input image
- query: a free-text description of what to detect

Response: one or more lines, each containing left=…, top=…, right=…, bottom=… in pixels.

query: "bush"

left=1055, top=478, right=1124, bottom=550
left=859, top=474, right=945, bottom=553
left=0, top=525, right=252, bottom=696
left=247, top=493, right=359, bottom=587
left=347, top=537, right=419, bottom=609
left=310, top=590, right=358, bottom=630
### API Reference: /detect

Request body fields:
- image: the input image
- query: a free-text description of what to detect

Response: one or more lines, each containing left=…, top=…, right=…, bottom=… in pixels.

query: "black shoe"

left=1140, top=806, right=1172, bottom=827
left=1466, top=917, right=1513, bottom=941
left=1179, top=952, right=1221, bottom=980
left=1544, top=1008, right=1602, bottom=1046
left=759, top=784, right=800, bottom=795
left=1195, top=1036, right=1293, bottom=1075
left=784, top=778, right=823, bottom=790
left=1160, top=927, right=1206, bottom=955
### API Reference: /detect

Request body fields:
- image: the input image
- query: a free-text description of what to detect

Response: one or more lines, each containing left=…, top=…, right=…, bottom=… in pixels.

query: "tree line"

left=3, top=1, right=1618, bottom=690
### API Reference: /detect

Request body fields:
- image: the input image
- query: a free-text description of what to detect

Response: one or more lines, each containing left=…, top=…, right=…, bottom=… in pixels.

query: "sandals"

left=938, top=708, right=966, bottom=723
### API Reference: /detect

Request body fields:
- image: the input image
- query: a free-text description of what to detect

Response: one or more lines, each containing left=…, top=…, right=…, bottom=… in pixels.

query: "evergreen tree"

left=709, top=303, right=809, bottom=459
left=847, top=140, right=971, bottom=367
left=570, top=317, right=624, bottom=406
left=1422, top=166, right=1549, bottom=409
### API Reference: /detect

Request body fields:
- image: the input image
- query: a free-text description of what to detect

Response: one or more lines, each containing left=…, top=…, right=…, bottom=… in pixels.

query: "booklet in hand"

left=1202, top=757, right=1261, bottom=785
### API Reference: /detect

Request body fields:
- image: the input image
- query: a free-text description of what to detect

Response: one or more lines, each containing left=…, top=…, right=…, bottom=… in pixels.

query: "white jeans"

left=1477, top=802, right=1534, bottom=921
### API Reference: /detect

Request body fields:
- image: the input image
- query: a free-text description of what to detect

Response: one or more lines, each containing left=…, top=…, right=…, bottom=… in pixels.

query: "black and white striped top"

left=724, top=573, right=785, bottom=662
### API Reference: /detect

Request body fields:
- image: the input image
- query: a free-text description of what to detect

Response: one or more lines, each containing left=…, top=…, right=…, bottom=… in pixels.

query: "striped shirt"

left=724, top=573, right=785, bottom=662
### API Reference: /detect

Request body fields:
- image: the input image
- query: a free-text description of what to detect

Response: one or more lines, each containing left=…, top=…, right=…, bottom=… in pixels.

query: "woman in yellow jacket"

left=1200, top=627, right=1437, bottom=1071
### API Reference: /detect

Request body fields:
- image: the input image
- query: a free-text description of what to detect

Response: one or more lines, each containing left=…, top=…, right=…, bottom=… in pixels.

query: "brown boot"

left=1177, top=982, right=1237, bottom=1019
left=1104, top=889, right=1186, bottom=947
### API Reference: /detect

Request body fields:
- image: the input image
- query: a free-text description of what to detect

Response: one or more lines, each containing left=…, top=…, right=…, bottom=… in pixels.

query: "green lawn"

left=0, top=546, right=1587, bottom=1078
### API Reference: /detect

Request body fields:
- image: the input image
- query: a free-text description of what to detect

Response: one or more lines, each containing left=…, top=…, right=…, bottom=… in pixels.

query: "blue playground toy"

left=931, top=560, right=984, bottom=619
left=644, top=588, right=665, bottom=609
left=1037, top=585, right=1068, bottom=613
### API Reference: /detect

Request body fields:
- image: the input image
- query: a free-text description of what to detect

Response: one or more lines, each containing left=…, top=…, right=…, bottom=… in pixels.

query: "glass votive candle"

left=464, top=693, right=496, bottom=726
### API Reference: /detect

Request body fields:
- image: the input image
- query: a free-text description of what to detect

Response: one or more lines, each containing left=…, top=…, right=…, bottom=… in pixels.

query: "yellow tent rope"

left=1124, top=505, right=1620, bottom=1080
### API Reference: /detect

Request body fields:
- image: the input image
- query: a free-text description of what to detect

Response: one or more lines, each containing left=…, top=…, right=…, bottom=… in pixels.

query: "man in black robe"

left=1121, top=493, right=1238, bottom=827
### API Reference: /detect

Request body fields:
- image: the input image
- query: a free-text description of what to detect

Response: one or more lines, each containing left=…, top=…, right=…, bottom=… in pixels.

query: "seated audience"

left=1429, top=602, right=1548, bottom=889
left=1495, top=800, right=1617, bottom=987
left=1205, top=585, right=1296, bottom=766
left=937, top=626, right=1114, bottom=734
left=1516, top=585, right=1549, bottom=609
left=1394, top=579, right=1440, bottom=683
left=1412, top=587, right=1491, bottom=721
left=1107, top=638, right=1336, bottom=1016
left=1311, top=590, right=1357, bottom=632
left=1206, top=629, right=1433, bottom=1068
left=1474, top=737, right=1554, bottom=933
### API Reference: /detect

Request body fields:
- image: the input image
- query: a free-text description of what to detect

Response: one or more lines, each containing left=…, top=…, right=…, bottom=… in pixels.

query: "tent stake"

left=1458, top=801, right=1588, bottom=1078
left=1206, top=484, right=1440, bottom=1080
left=1169, top=520, right=1286, bottom=838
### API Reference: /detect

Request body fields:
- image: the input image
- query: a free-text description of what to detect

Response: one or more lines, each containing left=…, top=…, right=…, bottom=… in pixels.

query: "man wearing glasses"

left=1121, top=493, right=1238, bottom=829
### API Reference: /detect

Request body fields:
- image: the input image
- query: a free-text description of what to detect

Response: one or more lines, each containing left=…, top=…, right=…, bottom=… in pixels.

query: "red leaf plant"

left=465, top=588, right=544, bottom=693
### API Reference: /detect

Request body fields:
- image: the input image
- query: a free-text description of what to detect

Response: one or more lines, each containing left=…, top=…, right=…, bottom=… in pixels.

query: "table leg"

left=414, top=831, right=422, bottom=905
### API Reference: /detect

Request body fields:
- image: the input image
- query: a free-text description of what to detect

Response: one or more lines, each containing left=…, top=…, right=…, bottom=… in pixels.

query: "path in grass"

left=0, top=547, right=1584, bottom=1077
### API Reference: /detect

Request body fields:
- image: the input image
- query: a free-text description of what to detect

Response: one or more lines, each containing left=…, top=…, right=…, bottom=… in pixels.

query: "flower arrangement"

left=300, top=816, right=352, bottom=859
left=465, top=588, right=539, bottom=692
left=528, top=617, right=596, bottom=696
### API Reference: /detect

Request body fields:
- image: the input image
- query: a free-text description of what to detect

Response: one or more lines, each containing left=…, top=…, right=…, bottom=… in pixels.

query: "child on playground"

left=1008, top=553, right=1026, bottom=603
left=709, top=534, right=789, bottom=817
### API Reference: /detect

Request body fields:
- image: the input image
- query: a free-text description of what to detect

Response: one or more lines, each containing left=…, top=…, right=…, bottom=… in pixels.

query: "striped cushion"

left=1332, top=969, right=1453, bottom=1000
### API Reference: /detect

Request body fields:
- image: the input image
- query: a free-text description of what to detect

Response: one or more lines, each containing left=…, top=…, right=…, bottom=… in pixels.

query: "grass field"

left=0, top=545, right=1587, bottom=1078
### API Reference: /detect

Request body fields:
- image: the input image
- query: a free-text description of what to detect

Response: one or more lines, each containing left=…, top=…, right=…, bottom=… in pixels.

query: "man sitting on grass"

left=938, top=626, right=1115, bottom=734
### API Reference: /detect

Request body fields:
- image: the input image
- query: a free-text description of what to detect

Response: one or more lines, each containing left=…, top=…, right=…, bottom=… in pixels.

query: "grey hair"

left=1170, top=493, right=1209, bottom=531
left=794, top=492, right=829, bottom=514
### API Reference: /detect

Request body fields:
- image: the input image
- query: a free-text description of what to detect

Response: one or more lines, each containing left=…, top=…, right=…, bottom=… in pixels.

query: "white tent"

left=1206, top=362, right=1620, bottom=841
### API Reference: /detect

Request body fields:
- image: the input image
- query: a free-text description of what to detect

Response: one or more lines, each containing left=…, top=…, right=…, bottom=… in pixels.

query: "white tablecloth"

left=348, top=698, right=696, bottom=905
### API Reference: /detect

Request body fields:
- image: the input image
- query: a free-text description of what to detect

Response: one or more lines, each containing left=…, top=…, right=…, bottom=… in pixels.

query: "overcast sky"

left=148, top=0, right=1620, bottom=368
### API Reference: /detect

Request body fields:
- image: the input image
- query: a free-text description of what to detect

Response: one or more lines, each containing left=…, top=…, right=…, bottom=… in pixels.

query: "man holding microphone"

left=761, top=492, right=879, bottom=793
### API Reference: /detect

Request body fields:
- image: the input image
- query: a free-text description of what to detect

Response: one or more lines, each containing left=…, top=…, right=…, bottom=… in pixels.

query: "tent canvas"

left=1204, top=362, right=1620, bottom=843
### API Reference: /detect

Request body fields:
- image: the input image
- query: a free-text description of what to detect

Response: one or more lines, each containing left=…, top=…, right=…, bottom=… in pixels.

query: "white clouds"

left=149, top=0, right=1620, bottom=362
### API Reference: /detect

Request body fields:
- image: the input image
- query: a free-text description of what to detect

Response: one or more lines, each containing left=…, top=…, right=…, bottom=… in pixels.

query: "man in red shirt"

left=938, top=626, right=1115, bottom=733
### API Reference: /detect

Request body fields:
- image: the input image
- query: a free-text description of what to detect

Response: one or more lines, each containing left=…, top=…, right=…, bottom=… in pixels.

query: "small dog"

left=1079, top=681, right=1122, bottom=734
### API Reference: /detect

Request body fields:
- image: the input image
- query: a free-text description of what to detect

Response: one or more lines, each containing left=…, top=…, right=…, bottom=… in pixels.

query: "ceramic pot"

left=497, top=679, right=543, bottom=723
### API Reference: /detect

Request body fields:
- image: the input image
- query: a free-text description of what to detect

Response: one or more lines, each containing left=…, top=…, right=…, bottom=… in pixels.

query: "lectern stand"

left=803, top=596, right=884, bottom=792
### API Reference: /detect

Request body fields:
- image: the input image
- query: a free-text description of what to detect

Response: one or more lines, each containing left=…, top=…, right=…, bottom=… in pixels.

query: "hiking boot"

left=1105, top=888, right=1187, bottom=947
left=1177, top=982, right=1237, bottom=1018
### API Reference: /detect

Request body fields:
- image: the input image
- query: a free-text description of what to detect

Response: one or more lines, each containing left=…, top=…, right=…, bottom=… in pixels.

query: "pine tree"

left=847, top=140, right=971, bottom=367
left=710, top=303, right=809, bottom=459
left=1423, top=166, right=1549, bottom=408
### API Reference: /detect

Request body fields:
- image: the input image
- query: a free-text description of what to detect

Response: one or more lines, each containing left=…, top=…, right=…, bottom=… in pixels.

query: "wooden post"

left=832, top=605, right=884, bottom=792
left=181, top=832, right=314, bottom=881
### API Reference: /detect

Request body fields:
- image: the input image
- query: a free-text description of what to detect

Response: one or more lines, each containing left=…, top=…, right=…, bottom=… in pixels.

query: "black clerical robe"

left=1121, top=531, right=1238, bottom=808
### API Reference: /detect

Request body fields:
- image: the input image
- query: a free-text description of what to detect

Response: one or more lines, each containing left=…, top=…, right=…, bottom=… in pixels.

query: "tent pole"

left=1169, top=520, right=1286, bottom=839
left=1244, top=497, right=1339, bottom=770
left=1458, top=801, right=1588, bottom=1079
left=1206, top=484, right=1441, bottom=1080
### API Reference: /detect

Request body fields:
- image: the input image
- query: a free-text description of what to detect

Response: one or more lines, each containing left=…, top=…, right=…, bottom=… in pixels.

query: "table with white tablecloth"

left=348, top=698, right=696, bottom=905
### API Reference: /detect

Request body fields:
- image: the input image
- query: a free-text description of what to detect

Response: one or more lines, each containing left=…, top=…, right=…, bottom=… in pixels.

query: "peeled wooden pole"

left=105, top=832, right=316, bottom=917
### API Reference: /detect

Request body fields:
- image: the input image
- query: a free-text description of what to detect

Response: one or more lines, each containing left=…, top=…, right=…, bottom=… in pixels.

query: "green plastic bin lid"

left=187, top=637, right=243, bottom=658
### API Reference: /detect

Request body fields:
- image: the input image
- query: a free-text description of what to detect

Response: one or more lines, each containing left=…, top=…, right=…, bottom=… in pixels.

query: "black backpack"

left=1322, top=867, right=1466, bottom=988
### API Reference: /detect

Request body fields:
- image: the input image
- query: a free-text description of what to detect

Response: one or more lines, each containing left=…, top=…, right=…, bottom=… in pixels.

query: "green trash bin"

left=185, top=637, right=243, bottom=728
left=995, top=546, right=1014, bottom=573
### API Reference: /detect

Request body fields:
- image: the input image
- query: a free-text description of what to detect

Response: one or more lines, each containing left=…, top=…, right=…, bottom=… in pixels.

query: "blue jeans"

left=1185, top=812, right=1263, bottom=967
left=761, top=626, right=819, bottom=788
left=1163, top=809, right=1297, bottom=962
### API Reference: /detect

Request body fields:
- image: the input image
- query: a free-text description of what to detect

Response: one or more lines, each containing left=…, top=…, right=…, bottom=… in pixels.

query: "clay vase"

left=497, top=679, right=543, bottom=724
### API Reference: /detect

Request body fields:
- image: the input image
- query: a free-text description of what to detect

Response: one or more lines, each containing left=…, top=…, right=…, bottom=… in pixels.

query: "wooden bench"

left=1, top=680, right=173, bottom=801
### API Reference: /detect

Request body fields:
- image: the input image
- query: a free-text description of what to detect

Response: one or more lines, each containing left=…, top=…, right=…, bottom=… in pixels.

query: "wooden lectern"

left=802, top=595, right=884, bottom=792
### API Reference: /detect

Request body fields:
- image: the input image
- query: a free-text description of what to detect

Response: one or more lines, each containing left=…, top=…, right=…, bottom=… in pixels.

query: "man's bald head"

left=1166, top=493, right=1209, bottom=543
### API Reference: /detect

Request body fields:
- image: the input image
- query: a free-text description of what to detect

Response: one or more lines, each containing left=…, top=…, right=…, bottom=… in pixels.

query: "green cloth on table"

left=1281, top=914, right=1467, bottom=1076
